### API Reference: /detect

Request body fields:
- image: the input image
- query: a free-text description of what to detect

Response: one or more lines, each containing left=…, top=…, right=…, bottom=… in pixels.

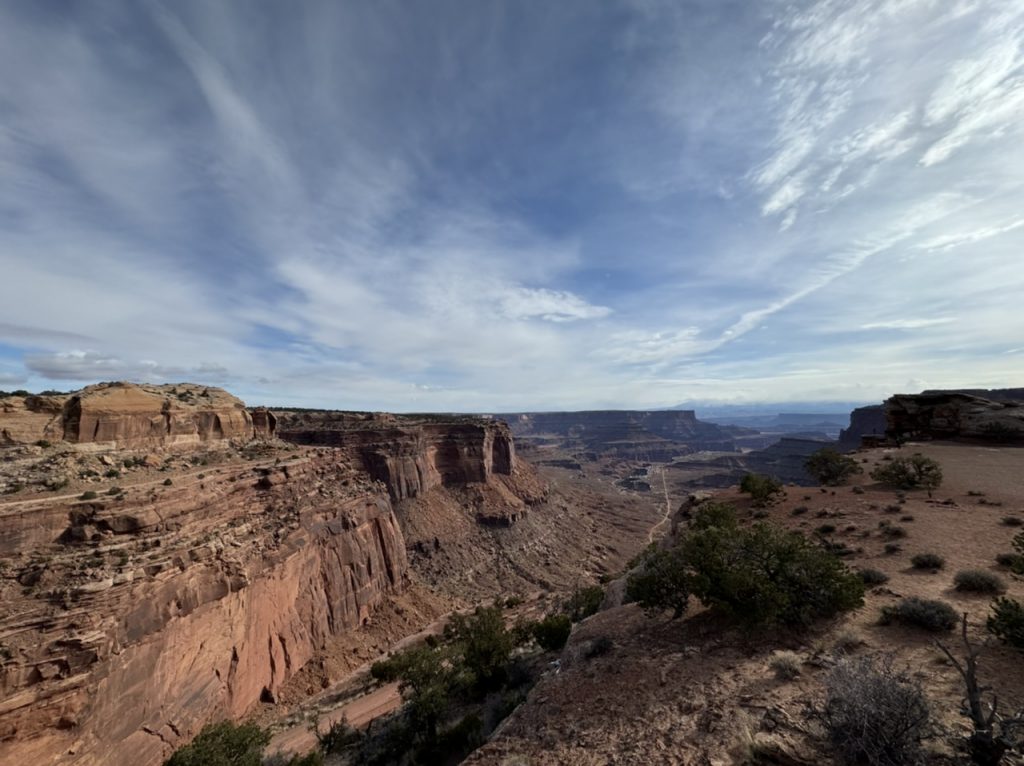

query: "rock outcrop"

left=837, top=404, right=887, bottom=450
left=0, top=383, right=275, bottom=450
left=886, top=391, right=1024, bottom=443
left=0, top=452, right=406, bottom=766
left=276, top=412, right=515, bottom=501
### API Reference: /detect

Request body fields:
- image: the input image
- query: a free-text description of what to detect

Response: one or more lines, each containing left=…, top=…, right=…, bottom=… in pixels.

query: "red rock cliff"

left=0, top=453, right=406, bottom=766
left=0, top=382, right=276, bottom=449
left=276, top=413, right=516, bottom=501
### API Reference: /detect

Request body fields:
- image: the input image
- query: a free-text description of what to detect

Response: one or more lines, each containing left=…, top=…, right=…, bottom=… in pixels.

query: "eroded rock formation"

left=886, top=391, right=1024, bottom=443
left=0, top=452, right=406, bottom=766
left=0, top=382, right=275, bottom=450
left=276, top=412, right=516, bottom=501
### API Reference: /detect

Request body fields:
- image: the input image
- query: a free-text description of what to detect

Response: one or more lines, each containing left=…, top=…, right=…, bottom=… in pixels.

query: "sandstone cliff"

left=886, top=391, right=1024, bottom=443
left=0, top=451, right=406, bottom=766
left=0, top=382, right=275, bottom=450
left=276, top=412, right=515, bottom=502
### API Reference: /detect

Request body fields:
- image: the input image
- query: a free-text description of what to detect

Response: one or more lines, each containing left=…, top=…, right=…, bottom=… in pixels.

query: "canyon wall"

left=0, top=382, right=275, bottom=449
left=0, top=451, right=406, bottom=766
left=276, top=412, right=516, bottom=501
left=501, top=409, right=740, bottom=458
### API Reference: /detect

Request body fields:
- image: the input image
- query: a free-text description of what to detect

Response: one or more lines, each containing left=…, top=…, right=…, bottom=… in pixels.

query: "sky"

left=1, top=0, right=1023, bottom=412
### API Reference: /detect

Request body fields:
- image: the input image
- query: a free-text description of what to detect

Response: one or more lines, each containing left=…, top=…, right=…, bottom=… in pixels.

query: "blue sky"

left=1, top=0, right=1022, bottom=411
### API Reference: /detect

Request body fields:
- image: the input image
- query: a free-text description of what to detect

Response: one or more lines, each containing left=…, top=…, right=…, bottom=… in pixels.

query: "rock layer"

left=0, top=383, right=275, bottom=449
left=277, top=413, right=516, bottom=501
left=0, top=453, right=406, bottom=766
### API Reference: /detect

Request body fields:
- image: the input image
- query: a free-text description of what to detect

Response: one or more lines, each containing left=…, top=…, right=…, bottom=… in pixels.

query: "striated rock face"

left=886, top=391, right=1024, bottom=442
left=0, top=382, right=276, bottom=450
left=0, top=452, right=406, bottom=766
left=0, top=395, right=65, bottom=445
left=276, top=412, right=516, bottom=501
left=837, top=404, right=887, bottom=450
left=501, top=410, right=740, bottom=459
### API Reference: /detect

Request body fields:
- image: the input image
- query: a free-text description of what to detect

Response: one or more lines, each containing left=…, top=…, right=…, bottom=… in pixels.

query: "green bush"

left=682, top=519, right=863, bottom=630
left=910, top=553, right=944, bottom=570
left=625, top=546, right=691, bottom=619
left=314, top=717, right=361, bottom=754
left=532, top=614, right=572, bottom=651
left=953, top=569, right=1005, bottom=594
left=988, top=597, right=1024, bottom=649
left=565, top=585, right=604, bottom=622
left=739, top=473, right=784, bottom=506
left=805, top=448, right=863, bottom=486
left=443, top=606, right=513, bottom=689
left=79, top=491, right=98, bottom=500
left=995, top=552, right=1023, bottom=569
left=880, top=597, right=957, bottom=632
left=870, top=454, right=942, bottom=492
left=163, top=721, right=270, bottom=766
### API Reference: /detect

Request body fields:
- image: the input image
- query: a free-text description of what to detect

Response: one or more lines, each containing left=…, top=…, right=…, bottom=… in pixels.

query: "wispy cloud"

left=0, top=1, right=1021, bottom=409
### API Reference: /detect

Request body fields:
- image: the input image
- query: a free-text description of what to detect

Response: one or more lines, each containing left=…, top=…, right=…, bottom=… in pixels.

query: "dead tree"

left=934, top=613, right=1024, bottom=765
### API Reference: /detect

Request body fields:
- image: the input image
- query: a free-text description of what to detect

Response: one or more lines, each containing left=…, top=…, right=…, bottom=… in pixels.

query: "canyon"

left=0, top=385, right=661, bottom=766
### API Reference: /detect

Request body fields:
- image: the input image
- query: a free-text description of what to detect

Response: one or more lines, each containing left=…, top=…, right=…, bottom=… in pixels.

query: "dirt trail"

left=645, top=465, right=673, bottom=544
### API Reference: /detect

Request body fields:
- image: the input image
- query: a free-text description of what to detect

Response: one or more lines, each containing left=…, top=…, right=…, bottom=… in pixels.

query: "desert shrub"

left=502, top=594, right=524, bottom=609
left=106, top=486, right=122, bottom=496
left=858, top=568, right=890, bottom=586
left=163, top=721, right=270, bottom=766
left=79, top=491, right=98, bottom=500
left=805, top=448, right=863, bottom=486
left=624, top=546, right=691, bottom=619
left=739, top=473, right=784, bottom=506
left=980, top=421, right=1024, bottom=443
left=163, top=478, right=173, bottom=486
left=532, top=614, right=572, bottom=651
left=987, top=597, right=1024, bottom=649
left=884, top=543, right=903, bottom=554
left=35, top=439, right=51, bottom=448
left=880, top=597, right=957, bottom=632
left=792, top=505, right=809, bottom=515
left=870, top=454, right=942, bottom=492
left=444, top=606, right=513, bottom=689
left=565, top=584, right=604, bottom=622
left=104, top=468, right=121, bottom=478
left=995, top=552, right=1023, bottom=569
left=833, top=628, right=863, bottom=654
left=879, top=523, right=907, bottom=539
left=852, top=485, right=865, bottom=494
left=953, top=569, right=1006, bottom=594
left=1003, top=516, right=1024, bottom=527
left=682, top=520, right=864, bottom=630
left=816, top=654, right=931, bottom=766
left=900, top=515, right=915, bottom=522
left=910, top=553, right=945, bottom=570
left=690, top=500, right=739, bottom=530
left=816, top=523, right=837, bottom=535
left=769, top=650, right=801, bottom=680
left=314, top=717, right=361, bottom=754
